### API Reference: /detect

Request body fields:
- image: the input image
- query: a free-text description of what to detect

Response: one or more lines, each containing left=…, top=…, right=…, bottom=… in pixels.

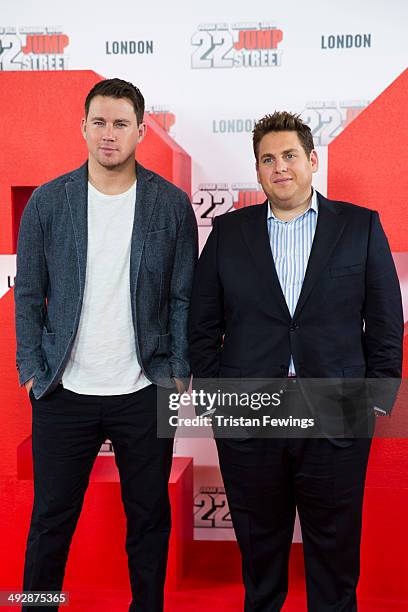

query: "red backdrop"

left=0, top=68, right=407, bottom=603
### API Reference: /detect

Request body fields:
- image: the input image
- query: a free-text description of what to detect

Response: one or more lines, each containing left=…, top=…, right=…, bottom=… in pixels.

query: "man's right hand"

left=25, top=378, right=34, bottom=395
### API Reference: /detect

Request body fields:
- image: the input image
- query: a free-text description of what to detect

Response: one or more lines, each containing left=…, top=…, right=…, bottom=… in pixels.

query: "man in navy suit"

left=189, top=111, right=403, bottom=611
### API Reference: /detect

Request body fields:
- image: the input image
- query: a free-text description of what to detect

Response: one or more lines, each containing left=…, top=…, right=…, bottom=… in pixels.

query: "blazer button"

left=289, top=323, right=298, bottom=332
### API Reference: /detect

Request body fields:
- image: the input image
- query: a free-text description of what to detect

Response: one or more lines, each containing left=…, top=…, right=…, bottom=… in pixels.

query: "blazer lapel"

left=64, top=161, right=159, bottom=302
left=293, top=193, right=346, bottom=319
left=240, top=201, right=291, bottom=319
left=129, top=162, right=158, bottom=299
left=65, top=163, right=88, bottom=295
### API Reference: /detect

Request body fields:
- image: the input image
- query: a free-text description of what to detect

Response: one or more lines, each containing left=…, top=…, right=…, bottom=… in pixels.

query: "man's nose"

left=102, top=124, right=115, bottom=140
left=274, top=159, right=287, bottom=173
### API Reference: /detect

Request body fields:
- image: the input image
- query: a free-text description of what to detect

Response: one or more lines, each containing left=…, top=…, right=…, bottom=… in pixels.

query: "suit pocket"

left=330, top=263, right=363, bottom=278
left=219, top=364, right=241, bottom=378
left=343, top=365, right=366, bottom=378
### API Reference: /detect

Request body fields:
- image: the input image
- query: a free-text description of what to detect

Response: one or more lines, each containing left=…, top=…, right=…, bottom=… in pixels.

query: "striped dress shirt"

left=267, top=190, right=318, bottom=375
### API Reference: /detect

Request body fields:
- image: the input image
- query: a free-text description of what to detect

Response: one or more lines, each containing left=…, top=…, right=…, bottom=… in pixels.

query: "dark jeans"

left=23, top=383, right=174, bottom=612
left=216, top=385, right=372, bottom=612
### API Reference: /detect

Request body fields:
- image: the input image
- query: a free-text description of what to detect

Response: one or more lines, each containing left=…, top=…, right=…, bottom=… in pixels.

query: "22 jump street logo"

left=0, top=26, right=69, bottom=70
left=193, top=183, right=265, bottom=227
left=302, top=100, right=369, bottom=146
left=194, top=487, right=232, bottom=529
left=191, top=22, right=283, bottom=69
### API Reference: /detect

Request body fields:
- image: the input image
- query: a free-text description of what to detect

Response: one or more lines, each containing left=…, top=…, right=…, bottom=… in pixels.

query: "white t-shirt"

left=62, top=181, right=150, bottom=395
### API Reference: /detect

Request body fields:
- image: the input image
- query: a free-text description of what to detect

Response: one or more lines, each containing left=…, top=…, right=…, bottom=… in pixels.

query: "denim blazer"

left=15, top=162, right=198, bottom=399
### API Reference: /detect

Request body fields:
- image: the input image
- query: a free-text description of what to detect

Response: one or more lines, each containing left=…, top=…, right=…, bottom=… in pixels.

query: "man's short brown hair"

left=253, top=111, right=314, bottom=161
left=85, top=78, right=145, bottom=125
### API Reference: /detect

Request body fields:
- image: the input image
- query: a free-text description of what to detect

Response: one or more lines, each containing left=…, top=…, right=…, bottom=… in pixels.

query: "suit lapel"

left=129, top=162, right=158, bottom=299
left=240, top=202, right=291, bottom=319
left=293, top=193, right=346, bottom=319
left=65, top=163, right=88, bottom=295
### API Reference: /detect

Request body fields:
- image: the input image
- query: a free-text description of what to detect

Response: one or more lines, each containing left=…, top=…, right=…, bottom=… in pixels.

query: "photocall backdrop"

left=1, top=0, right=407, bottom=544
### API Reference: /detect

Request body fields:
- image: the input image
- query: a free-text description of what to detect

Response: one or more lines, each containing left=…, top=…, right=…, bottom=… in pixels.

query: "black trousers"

left=23, top=383, right=174, bottom=612
left=215, top=386, right=372, bottom=612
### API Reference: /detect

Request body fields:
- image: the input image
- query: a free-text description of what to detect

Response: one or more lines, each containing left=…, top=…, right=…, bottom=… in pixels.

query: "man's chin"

left=96, top=153, right=135, bottom=172
left=97, top=159, right=123, bottom=171
left=268, top=193, right=296, bottom=206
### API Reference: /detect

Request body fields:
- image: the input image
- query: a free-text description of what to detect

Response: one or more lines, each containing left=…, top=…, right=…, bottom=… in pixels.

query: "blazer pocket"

left=147, top=227, right=169, bottom=235
left=144, top=230, right=173, bottom=273
left=42, top=328, right=56, bottom=345
left=156, top=333, right=170, bottom=356
left=330, top=263, right=363, bottom=278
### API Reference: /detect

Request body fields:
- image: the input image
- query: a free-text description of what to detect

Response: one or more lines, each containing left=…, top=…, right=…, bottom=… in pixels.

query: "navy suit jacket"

left=189, top=193, right=403, bottom=418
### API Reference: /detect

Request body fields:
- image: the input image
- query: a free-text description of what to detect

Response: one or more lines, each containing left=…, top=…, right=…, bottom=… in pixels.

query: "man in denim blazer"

left=15, top=78, right=197, bottom=612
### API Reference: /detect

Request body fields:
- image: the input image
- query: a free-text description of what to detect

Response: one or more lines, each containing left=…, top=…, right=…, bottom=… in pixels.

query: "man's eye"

left=116, top=123, right=127, bottom=128
left=263, top=158, right=272, bottom=164
left=285, top=153, right=294, bottom=159
left=93, top=121, right=104, bottom=126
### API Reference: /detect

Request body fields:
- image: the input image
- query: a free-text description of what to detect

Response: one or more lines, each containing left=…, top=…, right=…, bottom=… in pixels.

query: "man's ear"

left=137, top=122, right=147, bottom=144
left=310, top=149, right=319, bottom=173
left=80, top=117, right=86, bottom=140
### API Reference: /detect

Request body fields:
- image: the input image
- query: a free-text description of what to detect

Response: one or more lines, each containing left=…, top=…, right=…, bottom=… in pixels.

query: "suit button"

left=289, top=323, right=298, bottom=332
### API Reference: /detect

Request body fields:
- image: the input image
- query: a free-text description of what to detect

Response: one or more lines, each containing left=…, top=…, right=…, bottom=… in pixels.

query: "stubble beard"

left=96, top=150, right=135, bottom=173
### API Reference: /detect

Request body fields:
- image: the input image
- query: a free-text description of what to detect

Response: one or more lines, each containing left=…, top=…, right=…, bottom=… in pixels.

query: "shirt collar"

left=267, top=188, right=318, bottom=221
